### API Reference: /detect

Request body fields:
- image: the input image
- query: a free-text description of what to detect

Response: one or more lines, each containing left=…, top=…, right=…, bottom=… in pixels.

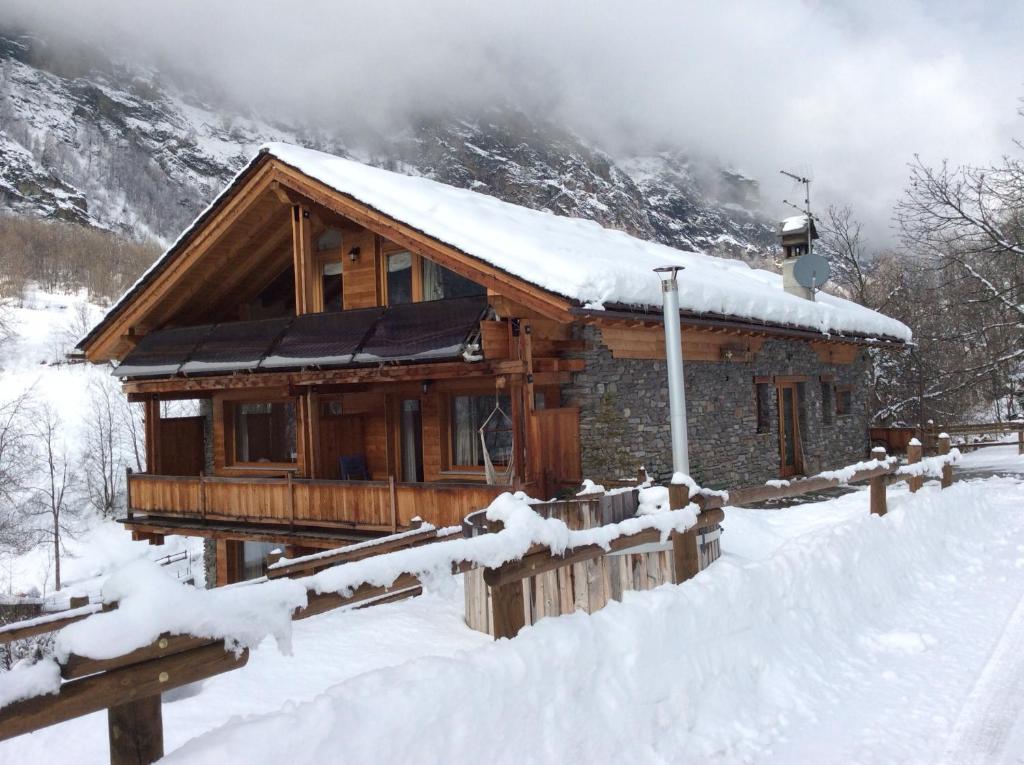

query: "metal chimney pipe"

left=654, top=266, right=690, bottom=477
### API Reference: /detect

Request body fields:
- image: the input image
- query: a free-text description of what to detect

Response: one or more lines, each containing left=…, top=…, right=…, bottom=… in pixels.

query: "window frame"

left=225, top=397, right=299, bottom=469
left=379, top=245, right=484, bottom=306
left=835, top=384, right=853, bottom=417
left=440, top=390, right=514, bottom=476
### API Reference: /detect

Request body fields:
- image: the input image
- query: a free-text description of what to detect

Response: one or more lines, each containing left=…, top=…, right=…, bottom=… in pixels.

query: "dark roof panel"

left=112, top=324, right=215, bottom=378
left=260, top=307, right=385, bottom=370
left=179, top=317, right=292, bottom=374
left=353, top=295, right=486, bottom=363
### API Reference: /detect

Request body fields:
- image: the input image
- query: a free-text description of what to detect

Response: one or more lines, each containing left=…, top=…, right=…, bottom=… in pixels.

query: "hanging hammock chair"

left=479, top=396, right=515, bottom=486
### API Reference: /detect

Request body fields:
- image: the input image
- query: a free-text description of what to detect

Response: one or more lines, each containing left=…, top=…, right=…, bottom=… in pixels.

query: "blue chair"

left=339, top=455, right=369, bottom=481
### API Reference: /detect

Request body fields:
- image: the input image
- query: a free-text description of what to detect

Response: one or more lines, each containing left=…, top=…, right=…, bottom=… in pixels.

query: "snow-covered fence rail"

left=463, top=488, right=723, bottom=636
left=0, top=496, right=701, bottom=764
left=915, top=421, right=1023, bottom=454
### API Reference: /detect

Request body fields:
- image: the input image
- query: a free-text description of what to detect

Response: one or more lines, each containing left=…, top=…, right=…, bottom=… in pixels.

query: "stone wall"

left=562, top=326, right=871, bottom=488
left=199, top=399, right=216, bottom=588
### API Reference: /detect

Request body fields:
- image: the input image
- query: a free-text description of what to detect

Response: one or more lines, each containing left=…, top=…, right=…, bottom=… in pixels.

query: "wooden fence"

left=0, top=443, right=961, bottom=764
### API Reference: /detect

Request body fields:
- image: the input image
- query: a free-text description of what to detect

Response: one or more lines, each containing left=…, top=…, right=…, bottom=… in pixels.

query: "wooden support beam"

left=0, top=642, right=247, bottom=743
left=938, top=435, right=954, bottom=489
left=489, top=578, right=526, bottom=640
left=870, top=447, right=888, bottom=516
left=291, top=204, right=316, bottom=314
left=108, top=695, right=163, bottom=765
left=907, top=440, right=923, bottom=493
left=668, top=484, right=700, bottom=583
left=143, top=399, right=160, bottom=474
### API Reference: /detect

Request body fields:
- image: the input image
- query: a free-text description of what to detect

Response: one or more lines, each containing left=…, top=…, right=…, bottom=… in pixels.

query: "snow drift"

left=162, top=479, right=1022, bottom=764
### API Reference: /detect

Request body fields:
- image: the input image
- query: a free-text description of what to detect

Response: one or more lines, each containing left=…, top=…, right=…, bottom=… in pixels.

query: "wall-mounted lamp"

left=348, top=246, right=361, bottom=262
left=421, top=380, right=431, bottom=395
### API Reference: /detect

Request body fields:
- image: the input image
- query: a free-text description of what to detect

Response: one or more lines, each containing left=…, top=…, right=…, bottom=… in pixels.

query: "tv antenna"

left=780, top=169, right=814, bottom=258
left=779, top=170, right=830, bottom=292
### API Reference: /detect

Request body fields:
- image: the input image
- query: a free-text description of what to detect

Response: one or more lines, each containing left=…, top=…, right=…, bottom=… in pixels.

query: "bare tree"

left=888, top=130, right=1024, bottom=423
left=0, top=391, right=34, bottom=553
left=24, top=404, right=75, bottom=592
left=81, top=376, right=123, bottom=517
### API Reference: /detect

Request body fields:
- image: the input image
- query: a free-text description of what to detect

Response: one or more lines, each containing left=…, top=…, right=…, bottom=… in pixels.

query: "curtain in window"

left=422, top=258, right=444, bottom=302
left=452, top=396, right=481, bottom=465
left=451, top=395, right=512, bottom=467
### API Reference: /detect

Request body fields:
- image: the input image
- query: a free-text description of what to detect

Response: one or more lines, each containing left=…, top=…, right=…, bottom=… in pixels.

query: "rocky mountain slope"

left=0, top=31, right=776, bottom=259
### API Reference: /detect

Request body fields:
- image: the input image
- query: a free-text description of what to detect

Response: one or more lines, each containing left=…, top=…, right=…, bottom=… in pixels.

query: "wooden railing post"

left=938, top=434, right=954, bottom=489
left=488, top=576, right=526, bottom=639
left=668, top=483, right=700, bottom=583
left=125, top=467, right=133, bottom=521
left=869, top=446, right=887, bottom=516
left=198, top=472, right=207, bottom=521
left=108, top=695, right=163, bottom=765
left=286, top=472, right=295, bottom=532
left=388, top=476, right=398, bottom=533
left=907, top=439, right=923, bottom=493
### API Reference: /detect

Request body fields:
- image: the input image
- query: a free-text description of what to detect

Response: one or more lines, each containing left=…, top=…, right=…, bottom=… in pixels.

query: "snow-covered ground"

left=0, top=288, right=200, bottom=600
left=2, top=447, right=1022, bottom=764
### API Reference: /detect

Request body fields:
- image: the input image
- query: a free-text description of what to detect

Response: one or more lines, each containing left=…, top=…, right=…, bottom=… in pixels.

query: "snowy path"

left=942, top=588, right=1024, bottom=764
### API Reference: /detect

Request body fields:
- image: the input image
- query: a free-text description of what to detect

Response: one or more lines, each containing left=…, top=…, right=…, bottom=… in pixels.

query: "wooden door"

left=318, top=414, right=366, bottom=479
left=777, top=383, right=803, bottom=477
left=528, top=407, right=582, bottom=494
left=158, top=416, right=205, bottom=476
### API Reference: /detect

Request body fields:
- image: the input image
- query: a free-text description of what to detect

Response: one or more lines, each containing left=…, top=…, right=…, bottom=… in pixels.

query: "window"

left=241, top=541, right=277, bottom=581
left=422, top=258, right=486, bottom=301
left=386, top=251, right=415, bottom=305
left=836, top=385, right=853, bottom=417
left=384, top=250, right=485, bottom=304
left=320, top=260, right=343, bottom=312
left=449, top=394, right=512, bottom=468
left=233, top=401, right=297, bottom=463
left=755, top=381, right=772, bottom=434
left=820, top=380, right=835, bottom=425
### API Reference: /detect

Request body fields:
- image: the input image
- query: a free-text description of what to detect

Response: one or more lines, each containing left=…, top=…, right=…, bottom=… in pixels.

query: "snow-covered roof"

left=83, top=144, right=912, bottom=350
left=781, top=214, right=811, bottom=234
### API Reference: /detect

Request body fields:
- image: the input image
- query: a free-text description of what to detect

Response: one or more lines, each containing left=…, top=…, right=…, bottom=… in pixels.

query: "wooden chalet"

left=77, top=144, right=910, bottom=585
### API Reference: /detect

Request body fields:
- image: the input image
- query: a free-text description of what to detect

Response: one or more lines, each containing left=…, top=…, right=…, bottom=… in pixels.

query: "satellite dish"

left=793, top=253, right=831, bottom=290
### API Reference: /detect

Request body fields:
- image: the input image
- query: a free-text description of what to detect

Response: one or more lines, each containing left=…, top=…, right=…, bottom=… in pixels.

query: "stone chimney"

left=778, top=214, right=818, bottom=301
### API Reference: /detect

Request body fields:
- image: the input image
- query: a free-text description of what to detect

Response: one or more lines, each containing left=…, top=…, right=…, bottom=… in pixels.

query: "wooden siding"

left=128, top=473, right=509, bottom=531
left=342, top=228, right=380, bottom=309
left=528, top=407, right=582, bottom=493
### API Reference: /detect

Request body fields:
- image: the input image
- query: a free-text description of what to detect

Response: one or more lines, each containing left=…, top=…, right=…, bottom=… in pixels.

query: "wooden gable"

left=80, top=155, right=575, bottom=363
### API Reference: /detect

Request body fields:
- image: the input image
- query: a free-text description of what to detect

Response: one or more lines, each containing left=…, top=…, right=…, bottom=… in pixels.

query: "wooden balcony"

left=126, top=472, right=513, bottom=534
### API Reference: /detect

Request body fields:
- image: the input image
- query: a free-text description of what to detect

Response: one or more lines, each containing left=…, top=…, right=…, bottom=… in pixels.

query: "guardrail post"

left=108, top=695, right=163, bottom=765
left=668, top=483, right=700, bottom=583
left=907, top=439, right=923, bottom=493
left=938, top=434, right=954, bottom=489
left=870, top=446, right=887, bottom=516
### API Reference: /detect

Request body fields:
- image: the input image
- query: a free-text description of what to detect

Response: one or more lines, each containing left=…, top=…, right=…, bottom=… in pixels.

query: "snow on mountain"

left=0, top=31, right=776, bottom=259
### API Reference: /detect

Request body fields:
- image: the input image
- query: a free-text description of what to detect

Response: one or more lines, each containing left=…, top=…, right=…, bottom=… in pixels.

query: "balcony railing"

left=126, top=472, right=515, bottom=532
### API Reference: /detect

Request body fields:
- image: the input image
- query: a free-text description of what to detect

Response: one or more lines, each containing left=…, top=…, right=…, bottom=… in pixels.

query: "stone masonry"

left=562, top=326, right=871, bottom=488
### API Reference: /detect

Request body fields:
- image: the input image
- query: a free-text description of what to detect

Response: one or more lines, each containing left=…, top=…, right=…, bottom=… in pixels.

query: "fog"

left=4, top=0, right=1023, bottom=243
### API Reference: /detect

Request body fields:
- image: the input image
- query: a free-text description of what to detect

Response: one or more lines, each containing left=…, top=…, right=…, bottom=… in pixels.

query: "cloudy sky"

left=5, top=0, right=1023, bottom=243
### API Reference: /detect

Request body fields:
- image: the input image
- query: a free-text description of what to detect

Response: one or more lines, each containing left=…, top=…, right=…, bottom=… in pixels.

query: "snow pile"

left=54, top=560, right=308, bottom=662
left=0, top=659, right=61, bottom=709
left=897, top=449, right=961, bottom=479
left=98, top=144, right=912, bottom=345
left=161, top=480, right=1021, bottom=764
